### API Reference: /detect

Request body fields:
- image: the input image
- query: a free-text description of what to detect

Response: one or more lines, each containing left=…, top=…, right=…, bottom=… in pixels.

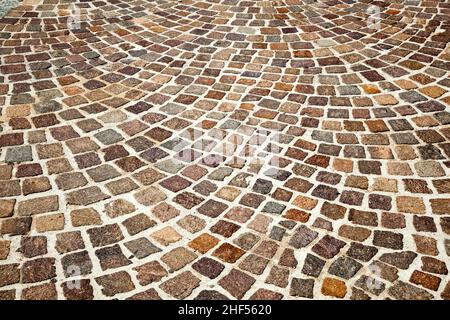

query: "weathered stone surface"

left=161, top=247, right=197, bottom=271
left=56, top=172, right=88, bottom=190
left=0, top=199, right=15, bottom=218
left=321, top=277, right=347, bottom=298
left=328, top=257, right=363, bottom=280
left=194, top=290, right=229, bottom=300
left=21, top=258, right=56, bottom=283
left=35, top=213, right=65, bottom=232
left=290, top=278, right=315, bottom=298
left=104, top=199, right=136, bottom=218
left=213, top=243, right=245, bottom=263
left=17, top=195, right=59, bottom=216
left=134, top=261, right=168, bottom=285
left=312, top=235, right=346, bottom=259
left=21, top=283, right=57, bottom=300
left=0, top=264, right=20, bottom=287
left=71, top=208, right=102, bottom=227
left=134, top=186, right=167, bottom=206
left=1, top=217, right=32, bottom=235
left=347, top=243, right=378, bottom=262
left=18, top=236, right=47, bottom=258
left=55, top=231, right=85, bottom=254
left=388, top=281, right=433, bottom=300
left=95, top=272, right=135, bottom=297
left=193, top=257, right=225, bottom=279
left=125, top=238, right=161, bottom=259
left=62, top=280, right=94, bottom=300
left=87, top=224, right=124, bottom=247
left=160, top=271, right=200, bottom=299
left=288, top=225, right=318, bottom=248
left=127, top=289, right=161, bottom=300
left=0, top=240, right=11, bottom=260
left=379, top=251, right=417, bottom=269
left=61, top=251, right=93, bottom=276
left=95, top=245, right=132, bottom=271
left=219, top=269, right=255, bottom=299
left=122, top=213, right=156, bottom=236
left=66, top=187, right=110, bottom=206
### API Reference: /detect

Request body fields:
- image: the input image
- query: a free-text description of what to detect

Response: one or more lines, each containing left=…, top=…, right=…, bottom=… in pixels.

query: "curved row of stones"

left=0, top=0, right=449, bottom=300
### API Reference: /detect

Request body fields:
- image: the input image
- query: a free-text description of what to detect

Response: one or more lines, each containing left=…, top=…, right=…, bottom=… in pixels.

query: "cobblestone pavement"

left=0, top=0, right=449, bottom=300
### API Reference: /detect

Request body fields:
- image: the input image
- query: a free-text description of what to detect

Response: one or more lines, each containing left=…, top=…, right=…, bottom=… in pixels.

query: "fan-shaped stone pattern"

left=0, top=0, right=449, bottom=300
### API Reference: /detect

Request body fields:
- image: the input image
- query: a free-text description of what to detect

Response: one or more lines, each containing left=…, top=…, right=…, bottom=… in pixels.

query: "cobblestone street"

left=0, top=0, right=449, bottom=300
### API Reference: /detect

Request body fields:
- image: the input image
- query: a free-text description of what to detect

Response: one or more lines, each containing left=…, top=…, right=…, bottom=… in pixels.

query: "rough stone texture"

left=328, top=257, right=363, bottom=280
left=87, top=224, right=124, bottom=247
left=21, top=258, right=56, bottom=283
left=290, top=278, right=315, bottom=298
left=17, top=195, right=59, bottom=216
left=219, top=269, right=256, bottom=299
left=161, top=247, right=197, bottom=272
left=288, top=225, right=318, bottom=248
left=62, top=280, right=94, bottom=300
left=61, top=251, right=93, bottom=277
left=95, top=272, right=135, bottom=297
left=134, top=261, right=168, bottom=286
left=34, top=213, right=65, bottom=232
left=70, top=208, right=102, bottom=227
left=0, top=240, right=11, bottom=260
left=0, top=264, right=20, bottom=287
left=388, top=281, right=433, bottom=300
left=21, top=283, right=57, bottom=300
left=322, top=277, right=347, bottom=298
left=18, top=236, right=47, bottom=258
left=55, top=231, right=85, bottom=254
left=192, top=257, right=225, bottom=279
left=159, top=271, right=200, bottom=299
left=95, top=245, right=132, bottom=271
